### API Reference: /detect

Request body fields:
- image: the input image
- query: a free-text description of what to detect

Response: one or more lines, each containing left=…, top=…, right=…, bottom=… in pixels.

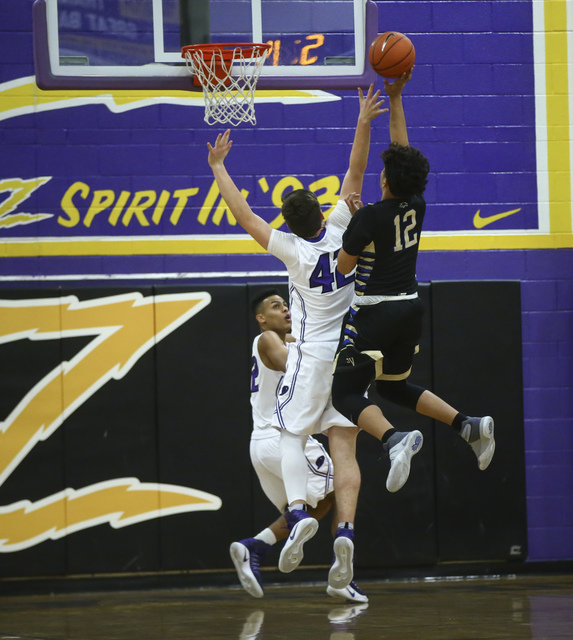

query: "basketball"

left=369, top=32, right=416, bottom=79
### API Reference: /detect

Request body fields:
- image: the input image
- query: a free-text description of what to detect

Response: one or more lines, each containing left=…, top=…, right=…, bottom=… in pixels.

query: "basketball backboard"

left=33, top=0, right=378, bottom=91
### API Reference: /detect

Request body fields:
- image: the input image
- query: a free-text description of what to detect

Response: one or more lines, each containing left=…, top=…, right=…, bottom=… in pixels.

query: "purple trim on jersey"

left=275, top=285, right=307, bottom=429
left=272, top=374, right=284, bottom=428
left=275, top=339, right=303, bottom=430
left=305, top=227, right=327, bottom=243
left=275, top=375, right=284, bottom=399
left=290, top=283, right=308, bottom=342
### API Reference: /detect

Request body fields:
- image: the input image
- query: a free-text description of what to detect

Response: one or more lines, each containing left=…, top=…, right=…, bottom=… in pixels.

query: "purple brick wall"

left=521, top=255, right=573, bottom=561
left=417, top=249, right=573, bottom=561
left=0, top=0, right=572, bottom=563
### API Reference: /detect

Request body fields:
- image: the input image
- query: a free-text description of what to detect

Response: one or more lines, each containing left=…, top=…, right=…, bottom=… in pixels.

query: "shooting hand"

left=207, top=129, right=233, bottom=168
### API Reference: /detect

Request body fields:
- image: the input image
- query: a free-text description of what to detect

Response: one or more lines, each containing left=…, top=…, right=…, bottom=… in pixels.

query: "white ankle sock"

left=255, top=528, right=277, bottom=546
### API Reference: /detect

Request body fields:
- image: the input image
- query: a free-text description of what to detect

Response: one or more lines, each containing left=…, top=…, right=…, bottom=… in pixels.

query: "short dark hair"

left=281, top=189, right=322, bottom=238
left=251, top=288, right=281, bottom=315
left=381, top=142, right=429, bottom=197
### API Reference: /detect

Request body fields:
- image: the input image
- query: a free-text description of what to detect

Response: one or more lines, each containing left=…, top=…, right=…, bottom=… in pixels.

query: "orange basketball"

left=369, top=32, right=415, bottom=79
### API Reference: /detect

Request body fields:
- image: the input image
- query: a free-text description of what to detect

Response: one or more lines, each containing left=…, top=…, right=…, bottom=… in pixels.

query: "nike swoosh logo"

left=473, top=208, right=521, bottom=229
left=348, top=589, right=356, bottom=597
left=243, top=550, right=248, bottom=562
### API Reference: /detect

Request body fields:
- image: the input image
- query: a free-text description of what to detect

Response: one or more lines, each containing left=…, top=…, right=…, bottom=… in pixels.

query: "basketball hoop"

left=182, top=43, right=271, bottom=126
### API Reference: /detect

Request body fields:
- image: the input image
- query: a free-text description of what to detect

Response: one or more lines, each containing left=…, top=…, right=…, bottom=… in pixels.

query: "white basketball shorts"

left=271, top=340, right=355, bottom=436
left=249, top=433, right=333, bottom=512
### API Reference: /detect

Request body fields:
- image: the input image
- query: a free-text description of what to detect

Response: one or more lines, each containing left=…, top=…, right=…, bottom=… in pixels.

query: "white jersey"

left=250, top=334, right=283, bottom=438
left=267, top=200, right=355, bottom=343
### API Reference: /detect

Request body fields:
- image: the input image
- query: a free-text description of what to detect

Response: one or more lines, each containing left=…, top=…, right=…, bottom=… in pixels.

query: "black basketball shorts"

left=335, top=297, right=424, bottom=381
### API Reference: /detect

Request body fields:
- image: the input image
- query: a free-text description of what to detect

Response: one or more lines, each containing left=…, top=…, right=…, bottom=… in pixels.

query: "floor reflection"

left=239, top=610, right=265, bottom=640
left=0, top=574, right=572, bottom=640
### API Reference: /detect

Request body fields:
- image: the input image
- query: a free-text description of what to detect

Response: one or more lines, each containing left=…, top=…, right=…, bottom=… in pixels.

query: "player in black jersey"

left=331, top=69, right=495, bottom=498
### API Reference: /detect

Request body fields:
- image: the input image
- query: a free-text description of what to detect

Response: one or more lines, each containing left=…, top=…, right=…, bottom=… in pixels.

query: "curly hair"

left=381, top=142, right=430, bottom=197
left=281, top=189, right=323, bottom=238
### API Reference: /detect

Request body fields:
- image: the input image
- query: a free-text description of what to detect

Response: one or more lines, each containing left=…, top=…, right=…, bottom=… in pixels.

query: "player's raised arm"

left=207, top=129, right=272, bottom=250
left=340, top=84, right=387, bottom=200
left=383, top=68, right=412, bottom=147
left=336, top=193, right=363, bottom=275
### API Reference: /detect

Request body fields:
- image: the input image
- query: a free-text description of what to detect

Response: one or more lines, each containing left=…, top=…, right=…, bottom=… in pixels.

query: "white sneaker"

left=229, top=538, right=269, bottom=598
left=328, top=535, right=354, bottom=590
left=278, top=511, right=318, bottom=573
left=386, top=430, right=423, bottom=492
left=327, top=580, right=368, bottom=603
left=461, top=416, right=495, bottom=470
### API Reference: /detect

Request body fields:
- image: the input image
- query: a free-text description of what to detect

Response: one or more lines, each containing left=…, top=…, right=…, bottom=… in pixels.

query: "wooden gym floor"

left=0, top=574, right=572, bottom=639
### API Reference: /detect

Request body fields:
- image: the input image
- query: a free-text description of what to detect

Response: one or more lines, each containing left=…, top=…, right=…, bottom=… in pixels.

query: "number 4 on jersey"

left=309, top=250, right=354, bottom=294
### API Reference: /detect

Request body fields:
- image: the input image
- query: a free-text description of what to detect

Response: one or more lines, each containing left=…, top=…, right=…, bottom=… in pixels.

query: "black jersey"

left=342, top=195, right=425, bottom=296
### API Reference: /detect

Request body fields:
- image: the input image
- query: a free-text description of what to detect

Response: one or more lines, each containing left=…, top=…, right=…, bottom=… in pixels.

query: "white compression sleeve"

left=279, top=429, right=308, bottom=505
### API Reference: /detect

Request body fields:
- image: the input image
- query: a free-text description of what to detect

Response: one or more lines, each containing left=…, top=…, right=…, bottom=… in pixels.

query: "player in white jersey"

left=229, top=289, right=368, bottom=603
left=249, top=291, right=332, bottom=513
left=208, top=84, right=391, bottom=584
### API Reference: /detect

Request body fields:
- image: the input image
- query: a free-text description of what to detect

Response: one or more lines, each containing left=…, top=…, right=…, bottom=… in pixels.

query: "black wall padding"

left=155, top=285, right=253, bottom=571
left=0, top=289, right=67, bottom=578
left=0, top=281, right=527, bottom=579
left=62, top=287, right=161, bottom=575
left=431, top=280, right=528, bottom=561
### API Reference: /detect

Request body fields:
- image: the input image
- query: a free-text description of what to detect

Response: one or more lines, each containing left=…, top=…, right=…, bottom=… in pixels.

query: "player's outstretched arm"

left=340, top=84, right=387, bottom=200
left=384, top=68, right=412, bottom=147
left=207, top=129, right=272, bottom=250
left=336, top=193, right=362, bottom=275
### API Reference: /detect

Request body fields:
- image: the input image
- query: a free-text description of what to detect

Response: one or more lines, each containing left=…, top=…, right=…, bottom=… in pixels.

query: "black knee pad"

left=375, top=379, right=425, bottom=410
left=332, top=374, right=373, bottom=425
left=332, top=392, right=372, bottom=426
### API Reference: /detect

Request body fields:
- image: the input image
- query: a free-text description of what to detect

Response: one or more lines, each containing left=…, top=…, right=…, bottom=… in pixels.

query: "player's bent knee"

left=332, top=389, right=372, bottom=426
left=375, top=379, right=425, bottom=410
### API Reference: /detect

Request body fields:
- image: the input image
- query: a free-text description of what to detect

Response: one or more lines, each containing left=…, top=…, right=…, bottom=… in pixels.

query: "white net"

left=183, top=44, right=270, bottom=126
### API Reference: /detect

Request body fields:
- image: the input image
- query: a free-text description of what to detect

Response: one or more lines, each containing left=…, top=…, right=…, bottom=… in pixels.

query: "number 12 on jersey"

left=394, top=210, right=418, bottom=252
